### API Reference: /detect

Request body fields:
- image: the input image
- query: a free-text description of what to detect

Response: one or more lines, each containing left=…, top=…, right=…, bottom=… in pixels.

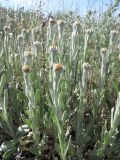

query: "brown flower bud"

left=54, top=63, right=63, bottom=71
left=22, top=65, right=31, bottom=73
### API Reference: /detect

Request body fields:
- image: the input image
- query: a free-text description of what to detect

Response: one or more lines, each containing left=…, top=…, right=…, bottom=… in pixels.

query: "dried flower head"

left=101, top=48, right=108, bottom=54
left=54, top=63, right=63, bottom=71
left=22, top=65, right=31, bottom=73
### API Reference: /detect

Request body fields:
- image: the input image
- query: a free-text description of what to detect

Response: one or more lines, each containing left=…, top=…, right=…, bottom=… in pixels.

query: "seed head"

left=22, top=65, right=31, bottom=73
left=54, top=63, right=63, bottom=71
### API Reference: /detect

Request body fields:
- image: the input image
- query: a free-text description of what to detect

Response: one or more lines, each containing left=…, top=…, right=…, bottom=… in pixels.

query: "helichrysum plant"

left=1, top=1, right=120, bottom=159
left=100, top=48, right=108, bottom=88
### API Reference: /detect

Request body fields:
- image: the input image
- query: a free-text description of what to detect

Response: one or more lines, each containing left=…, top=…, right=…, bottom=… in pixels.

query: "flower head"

left=100, top=48, right=107, bottom=54
left=54, top=63, right=63, bottom=71
left=22, top=65, right=31, bottom=73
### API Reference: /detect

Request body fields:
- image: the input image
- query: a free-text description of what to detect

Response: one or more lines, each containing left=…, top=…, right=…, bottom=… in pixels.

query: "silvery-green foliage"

left=0, top=2, right=120, bottom=159
left=17, top=34, right=24, bottom=64
left=100, top=48, right=108, bottom=87
left=110, top=91, right=120, bottom=137
left=81, top=62, right=92, bottom=95
left=71, top=21, right=80, bottom=61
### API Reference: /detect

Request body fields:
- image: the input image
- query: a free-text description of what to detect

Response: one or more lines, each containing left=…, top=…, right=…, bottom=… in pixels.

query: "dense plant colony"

left=0, top=1, right=120, bottom=159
